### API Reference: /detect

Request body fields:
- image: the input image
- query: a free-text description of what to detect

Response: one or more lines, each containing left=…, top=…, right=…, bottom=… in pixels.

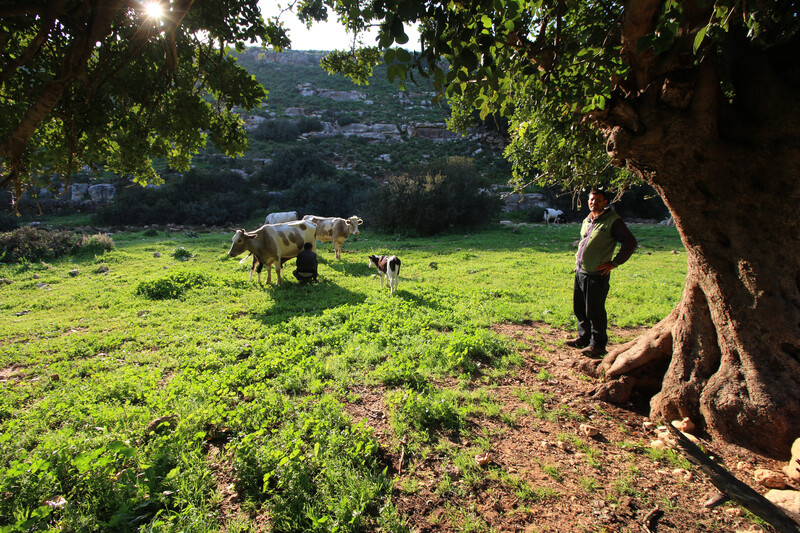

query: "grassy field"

left=0, top=221, right=685, bottom=532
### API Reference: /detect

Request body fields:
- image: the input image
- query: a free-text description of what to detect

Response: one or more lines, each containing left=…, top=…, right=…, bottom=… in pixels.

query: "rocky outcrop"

left=70, top=183, right=90, bottom=202
left=88, top=184, right=116, bottom=202
left=405, top=122, right=462, bottom=142
left=502, top=193, right=547, bottom=212
left=296, top=83, right=366, bottom=102
left=243, top=115, right=267, bottom=132
left=252, top=50, right=324, bottom=66
left=304, top=122, right=402, bottom=143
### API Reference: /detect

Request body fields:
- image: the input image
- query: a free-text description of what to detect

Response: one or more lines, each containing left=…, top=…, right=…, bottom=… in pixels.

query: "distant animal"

left=543, top=208, right=563, bottom=225
left=228, top=220, right=316, bottom=285
left=265, top=211, right=299, bottom=225
left=302, top=215, right=363, bottom=259
left=368, top=254, right=401, bottom=296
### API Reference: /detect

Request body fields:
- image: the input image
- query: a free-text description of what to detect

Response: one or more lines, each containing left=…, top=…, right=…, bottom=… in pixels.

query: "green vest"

left=576, top=209, right=621, bottom=273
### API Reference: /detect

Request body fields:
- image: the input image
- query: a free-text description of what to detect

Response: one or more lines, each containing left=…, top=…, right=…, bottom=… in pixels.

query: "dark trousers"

left=573, top=271, right=610, bottom=349
left=293, top=270, right=316, bottom=283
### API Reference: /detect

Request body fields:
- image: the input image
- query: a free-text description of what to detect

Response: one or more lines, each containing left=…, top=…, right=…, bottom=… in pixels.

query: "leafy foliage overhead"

left=0, top=0, right=289, bottom=199
left=311, top=0, right=800, bottom=191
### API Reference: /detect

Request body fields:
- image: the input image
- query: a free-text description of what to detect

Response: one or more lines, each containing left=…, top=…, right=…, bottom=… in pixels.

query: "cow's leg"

left=250, top=256, right=258, bottom=282
left=335, top=241, right=341, bottom=259
left=275, top=257, right=283, bottom=285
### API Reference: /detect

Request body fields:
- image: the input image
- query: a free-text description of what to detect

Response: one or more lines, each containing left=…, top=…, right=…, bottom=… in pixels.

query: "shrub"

left=365, top=156, right=502, bottom=236
left=251, top=119, right=301, bottom=142
left=94, top=169, right=267, bottom=226
left=135, top=271, right=217, bottom=300
left=77, top=233, right=115, bottom=256
left=280, top=174, right=375, bottom=216
left=297, top=116, right=323, bottom=134
left=0, top=226, right=114, bottom=263
left=252, top=146, right=336, bottom=190
left=0, top=211, right=19, bottom=232
left=172, top=246, right=193, bottom=260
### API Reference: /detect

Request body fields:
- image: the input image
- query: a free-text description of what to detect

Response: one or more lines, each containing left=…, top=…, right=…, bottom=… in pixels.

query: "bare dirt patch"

left=348, top=323, right=793, bottom=532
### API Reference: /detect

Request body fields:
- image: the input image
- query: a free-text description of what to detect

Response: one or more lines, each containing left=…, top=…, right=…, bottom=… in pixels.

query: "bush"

left=251, top=119, right=301, bottom=142
left=76, top=233, right=115, bottom=256
left=365, top=157, right=502, bottom=236
left=94, top=169, right=267, bottom=226
left=252, top=146, right=336, bottom=190
left=0, top=226, right=114, bottom=263
left=0, top=210, right=19, bottom=232
left=135, top=271, right=217, bottom=300
left=281, top=174, right=375, bottom=217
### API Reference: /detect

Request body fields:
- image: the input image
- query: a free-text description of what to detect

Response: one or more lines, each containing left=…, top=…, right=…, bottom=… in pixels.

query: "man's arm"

left=610, top=219, right=638, bottom=266
left=596, top=219, right=638, bottom=275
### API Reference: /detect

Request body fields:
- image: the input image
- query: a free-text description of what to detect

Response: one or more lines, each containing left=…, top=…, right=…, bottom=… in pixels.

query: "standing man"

left=567, top=189, right=638, bottom=356
left=293, top=242, right=318, bottom=283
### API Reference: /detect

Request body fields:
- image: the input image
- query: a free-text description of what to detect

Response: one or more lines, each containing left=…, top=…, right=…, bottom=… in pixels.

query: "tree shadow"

left=248, top=278, right=366, bottom=327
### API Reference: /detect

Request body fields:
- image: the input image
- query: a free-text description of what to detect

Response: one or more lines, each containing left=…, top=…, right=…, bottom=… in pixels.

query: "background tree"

left=0, top=0, right=289, bottom=203
left=315, top=0, right=800, bottom=458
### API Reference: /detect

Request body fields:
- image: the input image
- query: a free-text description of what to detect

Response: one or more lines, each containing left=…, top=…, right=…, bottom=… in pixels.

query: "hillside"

left=219, top=49, right=511, bottom=182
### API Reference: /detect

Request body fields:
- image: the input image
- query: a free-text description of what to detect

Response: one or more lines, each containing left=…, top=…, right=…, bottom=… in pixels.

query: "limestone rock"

left=754, top=468, right=786, bottom=489
left=671, top=417, right=696, bottom=434
left=785, top=437, right=800, bottom=482
left=764, top=489, right=800, bottom=515
left=406, top=122, right=462, bottom=142
left=88, top=184, right=116, bottom=202
left=580, top=424, right=599, bottom=437
left=70, top=183, right=90, bottom=201
left=783, top=463, right=800, bottom=483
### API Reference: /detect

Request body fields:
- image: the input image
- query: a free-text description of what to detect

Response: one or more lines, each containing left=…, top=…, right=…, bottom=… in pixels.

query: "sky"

left=257, top=1, right=420, bottom=51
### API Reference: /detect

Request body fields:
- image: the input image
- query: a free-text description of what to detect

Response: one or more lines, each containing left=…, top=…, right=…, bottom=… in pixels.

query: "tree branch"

left=665, top=423, right=800, bottom=533
left=0, top=1, right=62, bottom=86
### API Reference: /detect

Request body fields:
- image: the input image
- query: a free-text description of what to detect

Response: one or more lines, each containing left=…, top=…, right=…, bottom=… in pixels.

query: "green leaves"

left=1, top=1, right=278, bottom=196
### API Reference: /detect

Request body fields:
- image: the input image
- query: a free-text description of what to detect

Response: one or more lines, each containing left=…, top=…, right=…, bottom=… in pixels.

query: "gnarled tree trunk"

left=587, top=24, right=800, bottom=458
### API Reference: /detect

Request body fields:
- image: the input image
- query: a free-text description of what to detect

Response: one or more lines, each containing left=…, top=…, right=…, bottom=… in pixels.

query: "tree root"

left=601, top=311, right=675, bottom=378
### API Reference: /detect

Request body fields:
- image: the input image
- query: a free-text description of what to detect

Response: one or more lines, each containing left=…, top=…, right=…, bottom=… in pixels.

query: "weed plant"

left=0, top=222, right=684, bottom=531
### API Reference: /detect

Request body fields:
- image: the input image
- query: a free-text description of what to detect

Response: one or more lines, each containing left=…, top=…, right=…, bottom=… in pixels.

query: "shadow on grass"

left=248, top=277, right=367, bottom=326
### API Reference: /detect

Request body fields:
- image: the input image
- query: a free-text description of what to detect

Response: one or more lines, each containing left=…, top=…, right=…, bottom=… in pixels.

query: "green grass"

left=0, top=222, right=684, bottom=531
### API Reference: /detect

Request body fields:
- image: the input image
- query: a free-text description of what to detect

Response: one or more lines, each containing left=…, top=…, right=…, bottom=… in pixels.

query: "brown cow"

left=228, top=221, right=316, bottom=285
left=302, top=215, right=363, bottom=259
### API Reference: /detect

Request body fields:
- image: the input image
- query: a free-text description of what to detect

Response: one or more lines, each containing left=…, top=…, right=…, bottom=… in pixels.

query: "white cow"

left=265, top=211, right=299, bottom=224
left=302, top=215, right=363, bottom=259
left=543, top=208, right=563, bottom=225
left=228, top=220, right=316, bottom=285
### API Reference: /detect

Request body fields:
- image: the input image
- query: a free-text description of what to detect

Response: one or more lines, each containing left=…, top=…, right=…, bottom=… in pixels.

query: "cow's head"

left=228, top=229, right=255, bottom=257
left=347, top=216, right=364, bottom=235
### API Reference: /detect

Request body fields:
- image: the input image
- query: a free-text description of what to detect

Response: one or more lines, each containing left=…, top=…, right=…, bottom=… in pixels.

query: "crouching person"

left=293, top=242, right=318, bottom=283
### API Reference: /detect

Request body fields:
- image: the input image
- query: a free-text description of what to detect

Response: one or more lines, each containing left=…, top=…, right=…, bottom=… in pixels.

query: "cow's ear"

left=358, top=219, right=363, bottom=225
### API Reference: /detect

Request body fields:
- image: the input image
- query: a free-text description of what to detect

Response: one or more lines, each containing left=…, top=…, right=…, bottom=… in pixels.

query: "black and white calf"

left=368, top=254, right=401, bottom=296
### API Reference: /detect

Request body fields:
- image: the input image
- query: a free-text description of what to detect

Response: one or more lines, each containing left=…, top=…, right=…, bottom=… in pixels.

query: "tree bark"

left=590, top=18, right=800, bottom=459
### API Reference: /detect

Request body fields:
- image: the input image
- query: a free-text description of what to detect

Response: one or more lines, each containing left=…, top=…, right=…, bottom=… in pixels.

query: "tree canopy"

left=317, top=0, right=800, bottom=192
left=0, top=0, right=290, bottom=201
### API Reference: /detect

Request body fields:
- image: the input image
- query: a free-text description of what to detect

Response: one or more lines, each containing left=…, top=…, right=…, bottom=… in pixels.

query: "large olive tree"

left=315, top=0, right=800, bottom=458
left=0, top=0, right=288, bottom=201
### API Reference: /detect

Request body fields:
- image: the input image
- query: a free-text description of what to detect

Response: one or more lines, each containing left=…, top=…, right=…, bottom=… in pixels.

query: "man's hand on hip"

left=597, top=262, right=616, bottom=275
